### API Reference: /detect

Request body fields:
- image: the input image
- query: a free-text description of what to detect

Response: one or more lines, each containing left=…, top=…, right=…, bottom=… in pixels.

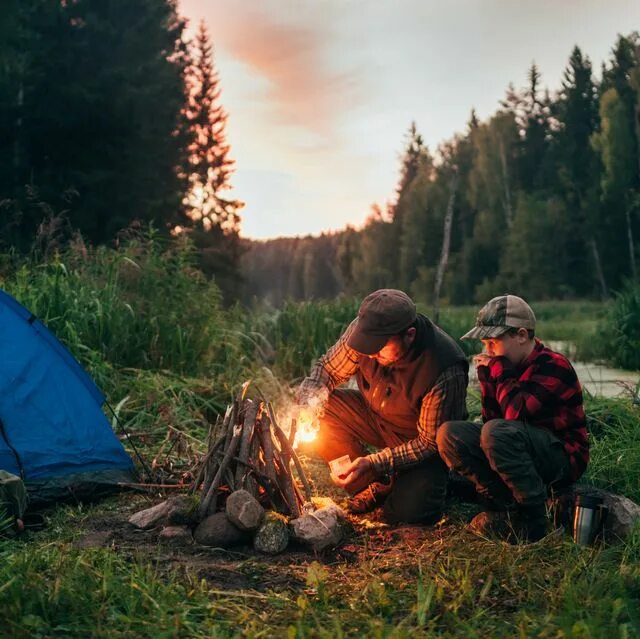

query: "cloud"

left=181, top=0, right=366, bottom=141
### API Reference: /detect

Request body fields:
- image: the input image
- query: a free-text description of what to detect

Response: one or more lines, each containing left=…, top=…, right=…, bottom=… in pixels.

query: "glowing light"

left=297, top=419, right=318, bottom=443
left=293, top=408, right=319, bottom=447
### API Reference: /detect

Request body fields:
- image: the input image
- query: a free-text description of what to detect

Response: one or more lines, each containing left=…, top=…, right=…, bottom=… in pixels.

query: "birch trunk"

left=432, top=171, right=458, bottom=324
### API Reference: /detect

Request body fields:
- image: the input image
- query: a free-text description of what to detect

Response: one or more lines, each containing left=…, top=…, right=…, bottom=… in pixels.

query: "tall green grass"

left=2, top=232, right=232, bottom=377
left=583, top=281, right=640, bottom=370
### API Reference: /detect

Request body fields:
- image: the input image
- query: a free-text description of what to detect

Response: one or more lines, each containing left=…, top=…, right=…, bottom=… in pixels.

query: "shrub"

left=589, top=281, right=640, bottom=369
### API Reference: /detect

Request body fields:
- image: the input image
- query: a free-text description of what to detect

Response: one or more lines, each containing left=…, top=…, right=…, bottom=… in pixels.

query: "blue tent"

left=0, top=290, right=134, bottom=503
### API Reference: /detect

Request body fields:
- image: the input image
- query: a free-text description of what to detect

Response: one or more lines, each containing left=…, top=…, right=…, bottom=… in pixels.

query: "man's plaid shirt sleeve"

left=368, top=363, right=468, bottom=474
left=297, top=321, right=360, bottom=401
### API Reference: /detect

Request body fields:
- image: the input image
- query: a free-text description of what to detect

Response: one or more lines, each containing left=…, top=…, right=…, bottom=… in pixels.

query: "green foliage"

left=0, top=0, right=190, bottom=248
left=584, top=396, right=640, bottom=501
left=1, top=232, right=234, bottom=378
left=248, top=298, right=360, bottom=380
left=589, top=280, right=640, bottom=370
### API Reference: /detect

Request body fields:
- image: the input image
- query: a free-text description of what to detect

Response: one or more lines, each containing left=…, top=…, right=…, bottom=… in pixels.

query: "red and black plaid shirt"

left=477, top=339, right=589, bottom=481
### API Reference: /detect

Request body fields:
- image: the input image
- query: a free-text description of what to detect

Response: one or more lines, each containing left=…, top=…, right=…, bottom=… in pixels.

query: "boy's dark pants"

left=314, top=389, right=448, bottom=525
left=436, top=419, right=572, bottom=507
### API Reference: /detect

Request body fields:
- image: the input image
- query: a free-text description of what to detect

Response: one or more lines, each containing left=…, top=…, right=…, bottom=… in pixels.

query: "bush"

left=589, top=281, right=640, bottom=370
left=1, top=231, right=235, bottom=377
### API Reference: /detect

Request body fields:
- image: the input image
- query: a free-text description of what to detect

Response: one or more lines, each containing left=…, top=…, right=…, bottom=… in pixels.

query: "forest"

left=243, top=34, right=640, bottom=308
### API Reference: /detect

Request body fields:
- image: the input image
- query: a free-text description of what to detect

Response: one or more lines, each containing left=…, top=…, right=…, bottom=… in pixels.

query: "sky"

left=178, top=0, right=640, bottom=240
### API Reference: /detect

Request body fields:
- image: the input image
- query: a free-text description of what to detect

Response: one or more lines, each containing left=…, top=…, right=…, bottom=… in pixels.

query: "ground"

left=3, top=456, right=639, bottom=638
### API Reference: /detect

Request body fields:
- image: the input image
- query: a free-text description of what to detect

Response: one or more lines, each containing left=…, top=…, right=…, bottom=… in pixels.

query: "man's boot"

left=347, top=480, right=393, bottom=514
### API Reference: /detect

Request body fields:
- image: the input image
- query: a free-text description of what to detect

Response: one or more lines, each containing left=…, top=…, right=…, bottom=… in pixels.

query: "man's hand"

left=331, top=456, right=375, bottom=493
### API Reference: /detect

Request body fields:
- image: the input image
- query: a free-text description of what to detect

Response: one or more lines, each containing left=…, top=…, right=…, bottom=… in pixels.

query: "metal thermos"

left=572, top=494, right=607, bottom=545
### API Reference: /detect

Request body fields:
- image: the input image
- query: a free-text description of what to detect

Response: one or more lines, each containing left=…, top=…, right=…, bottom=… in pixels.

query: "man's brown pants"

left=314, top=389, right=448, bottom=525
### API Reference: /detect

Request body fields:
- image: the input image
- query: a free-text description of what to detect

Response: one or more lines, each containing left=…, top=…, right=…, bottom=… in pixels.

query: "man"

left=436, top=294, right=589, bottom=542
left=297, top=289, right=468, bottom=524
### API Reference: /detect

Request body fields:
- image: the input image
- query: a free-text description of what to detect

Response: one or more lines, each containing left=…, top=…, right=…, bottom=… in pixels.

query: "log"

left=258, top=412, right=277, bottom=485
left=199, top=422, right=242, bottom=519
left=195, top=405, right=234, bottom=495
left=235, top=400, right=260, bottom=488
left=269, top=404, right=313, bottom=503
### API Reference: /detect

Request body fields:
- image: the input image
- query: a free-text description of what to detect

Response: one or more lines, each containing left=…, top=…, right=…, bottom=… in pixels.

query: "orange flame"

left=293, top=408, right=320, bottom=447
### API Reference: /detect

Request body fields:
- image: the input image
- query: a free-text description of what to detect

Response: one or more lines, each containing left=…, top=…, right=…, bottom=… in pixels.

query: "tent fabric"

left=0, top=290, right=134, bottom=501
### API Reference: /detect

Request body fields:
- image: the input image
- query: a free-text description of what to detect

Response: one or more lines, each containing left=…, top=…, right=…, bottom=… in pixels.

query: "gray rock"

left=159, top=525, right=193, bottom=545
left=226, top=490, right=265, bottom=531
left=253, top=512, right=289, bottom=554
left=128, top=495, right=199, bottom=530
left=128, top=500, right=172, bottom=530
left=166, top=495, right=199, bottom=526
left=602, top=493, right=640, bottom=539
left=194, top=512, right=247, bottom=547
left=290, top=502, right=346, bottom=551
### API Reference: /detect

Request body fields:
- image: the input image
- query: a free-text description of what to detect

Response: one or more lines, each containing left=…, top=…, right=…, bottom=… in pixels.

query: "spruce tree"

left=554, top=46, right=603, bottom=295
left=183, top=21, right=242, bottom=233
left=182, top=21, right=244, bottom=298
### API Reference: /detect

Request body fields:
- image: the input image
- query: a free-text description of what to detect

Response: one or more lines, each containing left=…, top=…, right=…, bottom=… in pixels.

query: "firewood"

left=199, top=422, right=242, bottom=518
left=195, top=404, right=234, bottom=495
left=272, top=452, right=299, bottom=517
left=268, top=403, right=313, bottom=504
left=258, top=411, right=277, bottom=485
left=273, top=430, right=300, bottom=519
left=235, top=399, right=259, bottom=488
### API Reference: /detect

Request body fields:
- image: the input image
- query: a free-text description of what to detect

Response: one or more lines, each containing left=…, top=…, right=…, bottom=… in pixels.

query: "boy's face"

left=481, top=328, right=531, bottom=366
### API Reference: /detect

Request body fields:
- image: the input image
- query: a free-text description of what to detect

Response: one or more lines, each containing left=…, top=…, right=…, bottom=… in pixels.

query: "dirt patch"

left=68, top=457, right=480, bottom=594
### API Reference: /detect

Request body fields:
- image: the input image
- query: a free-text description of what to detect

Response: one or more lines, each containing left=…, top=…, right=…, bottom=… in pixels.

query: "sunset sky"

left=178, top=0, right=640, bottom=240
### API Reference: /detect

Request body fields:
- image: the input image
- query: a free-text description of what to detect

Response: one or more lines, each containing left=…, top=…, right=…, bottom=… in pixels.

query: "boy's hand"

left=473, top=353, right=492, bottom=368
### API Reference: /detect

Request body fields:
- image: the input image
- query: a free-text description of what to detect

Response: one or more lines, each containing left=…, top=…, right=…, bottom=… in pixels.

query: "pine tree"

left=183, top=21, right=242, bottom=233
left=0, top=0, right=190, bottom=247
left=554, top=46, right=603, bottom=296
left=182, top=21, right=244, bottom=299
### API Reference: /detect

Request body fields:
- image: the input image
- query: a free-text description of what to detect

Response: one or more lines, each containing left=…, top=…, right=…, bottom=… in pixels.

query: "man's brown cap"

left=462, top=294, right=536, bottom=340
left=347, top=289, right=417, bottom=355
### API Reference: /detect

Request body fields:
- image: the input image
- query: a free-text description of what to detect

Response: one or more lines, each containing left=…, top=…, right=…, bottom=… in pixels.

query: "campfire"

left=128, top=386, right=347, bottom=553
left=193, top=391, right=314, bottom=520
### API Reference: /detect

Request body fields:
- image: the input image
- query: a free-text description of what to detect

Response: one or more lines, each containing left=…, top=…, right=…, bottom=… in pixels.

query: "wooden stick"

left=258, top=411, right=277, bottom=485
left=288, top=417, right=297, bottom=447
left=191, top=431, right=226, bottom=494
left=271, top=435, right=301, bottom=518
left=199, top=421, right=242, bottom=518
left=196, top=405, right=233, bottom=495
left=268, top=403, right=313, bottom=503
left=223, top=401, right=238, bottom=450
left=246, top=420, right=261, bottom=498
left=235, top=399, right=259, bottom=488
left=272, top=453, right=298, bottom=516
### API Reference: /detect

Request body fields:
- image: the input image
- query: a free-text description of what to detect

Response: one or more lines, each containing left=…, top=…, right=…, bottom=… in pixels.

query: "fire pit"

left=129, top=387, right=347, bottom=553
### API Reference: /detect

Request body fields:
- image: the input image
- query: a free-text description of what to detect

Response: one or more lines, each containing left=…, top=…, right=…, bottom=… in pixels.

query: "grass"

left=0, top=237, right=638, bottom=637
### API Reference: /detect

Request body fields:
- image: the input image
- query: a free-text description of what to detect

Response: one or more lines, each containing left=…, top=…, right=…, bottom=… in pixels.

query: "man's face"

left=481, top=329, right=531, bottom=365
left=369, top=328, right=416, bottom=366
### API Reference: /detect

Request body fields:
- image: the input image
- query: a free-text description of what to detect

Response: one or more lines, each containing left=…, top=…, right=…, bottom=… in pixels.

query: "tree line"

left=0, top=1, right=241, bottom=298
left=243, top=33, right=640, bottom=307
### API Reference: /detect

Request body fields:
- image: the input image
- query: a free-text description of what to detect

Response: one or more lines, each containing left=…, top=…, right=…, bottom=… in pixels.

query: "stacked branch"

left=193, top=394, right=312, bottom=520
